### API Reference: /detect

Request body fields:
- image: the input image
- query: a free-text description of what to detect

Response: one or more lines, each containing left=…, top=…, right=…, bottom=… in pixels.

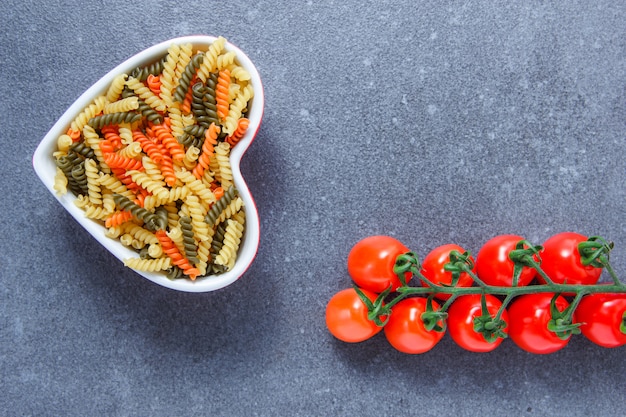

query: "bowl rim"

left=32, top=35, right=264, bottom=292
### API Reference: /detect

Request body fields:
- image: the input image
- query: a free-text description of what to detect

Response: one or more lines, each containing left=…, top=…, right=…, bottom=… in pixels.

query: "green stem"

left=361, top=237, right=625, bottom=337
left=399, top=282, right=626, bottom=297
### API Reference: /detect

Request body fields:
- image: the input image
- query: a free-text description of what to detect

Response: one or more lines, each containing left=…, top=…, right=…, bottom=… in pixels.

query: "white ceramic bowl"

left=32, top=35, right=263, bottom=292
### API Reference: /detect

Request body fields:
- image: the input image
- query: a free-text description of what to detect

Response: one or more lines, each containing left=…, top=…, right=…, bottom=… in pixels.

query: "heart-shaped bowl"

left=33, top=35, right=263, bottom=292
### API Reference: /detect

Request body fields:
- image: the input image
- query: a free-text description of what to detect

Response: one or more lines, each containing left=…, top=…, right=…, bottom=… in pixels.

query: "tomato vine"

left=326, top=233, right=626, bottom=353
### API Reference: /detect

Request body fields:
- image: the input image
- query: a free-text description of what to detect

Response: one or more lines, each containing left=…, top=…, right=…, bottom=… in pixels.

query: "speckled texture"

left=2, top=1, right=625, bottom=416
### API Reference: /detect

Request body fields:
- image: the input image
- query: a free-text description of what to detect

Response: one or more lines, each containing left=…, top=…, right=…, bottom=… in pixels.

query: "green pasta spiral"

left=201, top=73, right=220, bottom=125
left=210, top=222, right=227, bottom=258
left=166, top=266, right=186, bottom=280
left=178, top=124, right=208, bottom=148
left=204, top=185, right=238, bottom=225
left=69, top=142, right=96, bottom=161
left=191, top=82, right=208, bottom=118
left=112, top=194, right=160, bottom=231
left=88, top=112, right=141, bottom=129
left=71, top=161, right=89, bottom=195
left=191, top=80, right=219, bottom=128
left=153, top=206, right=169, bottom=231
left=121, top=87, right=163, bottom=124
left=56, top=155, right=83, bottom=195
left=174, top=52, right=205, bottom=102
left=179, top=216, right=199, bottom=265
left=130, top=56, right=167, bottom=81
left=139, top=246, right=151, bottom=259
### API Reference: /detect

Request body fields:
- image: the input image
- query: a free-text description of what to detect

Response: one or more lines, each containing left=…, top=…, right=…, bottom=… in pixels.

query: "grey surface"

left=2, top=1, right=625, bottom=416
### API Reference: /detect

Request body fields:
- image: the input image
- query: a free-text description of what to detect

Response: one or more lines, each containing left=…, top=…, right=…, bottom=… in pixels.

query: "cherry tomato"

left=383, top=297, right=445, bottom=354
left=507, top=293, right=571, bottom=354
left=538, top=232, right=602, bottom=286
left=447, top=294, right=509, bottom=352
left=420, top=244, right=475, bottom=300
left=325, top=287, right=383, bottom=343
left=475, top=234, right=538, bottom=287
left=347, top=235, right=412, bottom=293
left=574, top=293, right=626, bottom=348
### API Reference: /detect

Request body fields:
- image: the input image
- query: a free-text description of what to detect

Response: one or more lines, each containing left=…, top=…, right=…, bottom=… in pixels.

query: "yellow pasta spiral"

left=175, top=170, right=217, bottom=208
left=118, top=223, right=159, bottom=245
left=215, top=219, right=244, bottom=270
left=106, top=73, right=128, bottom=102
left=143, top=185, right=191, bottom=210
left=82, top=125, right=110, bottom=174
left=53, top=167, right=68, bottom=195
left=214, top=142, right=233, bottom=190
left=126, top=76, right=166, bottom=112
left=216, top=51, right=237, bottom=71
left=215, top=197, right=244, bottom=225
left=70, top=95, right=108, bottom=134
left=222, top=84, right=253, bottom=135
left=103, top=96, right=139, bottom=114
left=84, top=158, right=103, bottom=206
left=124, top=256, right=172, bottom=272
left=197, top=36, right=226, bottom=82
left=160, top=44, right=180, bottom=107
left=185, top=194, right=210, bottom=242
left=127, top=170, right=170, bottom=200
left=97, top=173, right=134, bottom=200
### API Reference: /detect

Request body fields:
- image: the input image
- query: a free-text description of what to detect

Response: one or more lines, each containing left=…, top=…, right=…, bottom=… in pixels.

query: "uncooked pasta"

left=52, top=37, right=253, bottom=281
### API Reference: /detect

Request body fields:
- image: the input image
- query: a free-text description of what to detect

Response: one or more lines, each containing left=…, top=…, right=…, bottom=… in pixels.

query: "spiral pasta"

left=216, top=69, right=231, bottom=120
left=106, top=73, right=128, bottom=102
left=155, top=229, right=200, bottom=279
left=213, top=141, right=233, bottom=190
left=70, top=95, right=108, bottom=133
left=103, top=97, right=139, bottom=114
left=192, top=123, right=219, bottom=179
left=159, top=44, right=180, bottom=106
left=51, top=37, right=254, bottom=281
left=126, top=76, right=166, bottom=112
left=197, top=36, right=226, bottom=82
left=222, top=84, right=253, bottom=135
left=84, top=158, right=102, bottom=206
left=124, top=256, right=172, bottom=272
left=214, top=218, right=244, bottom=270
left=88, top=112, right=142, bottom=129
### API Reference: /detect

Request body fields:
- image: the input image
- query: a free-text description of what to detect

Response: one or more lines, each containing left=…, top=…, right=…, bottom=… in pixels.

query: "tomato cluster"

left=325, top=233, right=626, bottom=354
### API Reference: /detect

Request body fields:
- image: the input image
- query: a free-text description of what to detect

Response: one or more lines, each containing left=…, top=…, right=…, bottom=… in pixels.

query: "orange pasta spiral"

left=212, top=186, right=224, bottom=201
left=110, top=167, right=142, bottom=194
left=99, top=139, right=116, bottom=154
left=181, top=74, right=198, bottom=114
left=101, top=126, right=124, bottom=150
left=225, top=117, right=249, bottom=147
left=216, top=69, right=231, bottom=120
left=155, top=229, right=200, bottom=279
left=159, top=153, right=177, bottom=187
left=146, top=74, right=161, bottom=95
left=192, top=123, right=220, bottom=179
left=103, top=152, right=144, bottom=171
left=67, top=128, right=81, bottom=142
left=132, top=129, right=164, bottom=164
left=105, top=210, right=134, bottom=228
left=151, top=124, right=185, bottom=162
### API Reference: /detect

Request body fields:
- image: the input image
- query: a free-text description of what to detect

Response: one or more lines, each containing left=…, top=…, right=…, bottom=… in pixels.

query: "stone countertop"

left=1, top=1, right=624, bottom=416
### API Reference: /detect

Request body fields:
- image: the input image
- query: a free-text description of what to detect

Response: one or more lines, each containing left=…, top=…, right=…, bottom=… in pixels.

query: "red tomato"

left=325, top=288, right=382, bottom=343
left=347, top=235, right=412, bottom=293
left=420, top=244, right=475, bottom=300
left=383, top=297, right=445, bottom=354
left=574, top=293, right=626, bottom=348
left=475, top=234, right=538, bottom=287
left=447, top=294, right=509, bottom=352
left=538, top=232, right=602, bottom=285
left=508, top=293, right=571, bottom=354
